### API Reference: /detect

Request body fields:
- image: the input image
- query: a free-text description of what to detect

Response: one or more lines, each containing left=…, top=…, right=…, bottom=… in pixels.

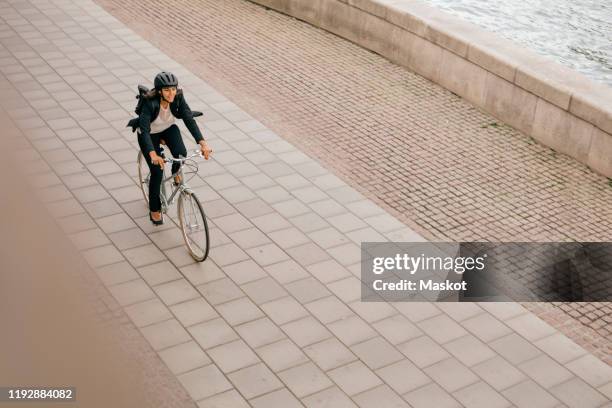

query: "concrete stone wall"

left=248, top=0, right=612, bottom=178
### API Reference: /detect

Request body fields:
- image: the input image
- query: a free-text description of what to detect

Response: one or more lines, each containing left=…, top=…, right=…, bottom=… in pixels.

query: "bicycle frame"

left=158, top=149, right=200, bottom=213
left=159, top=170, right=192, bottom=212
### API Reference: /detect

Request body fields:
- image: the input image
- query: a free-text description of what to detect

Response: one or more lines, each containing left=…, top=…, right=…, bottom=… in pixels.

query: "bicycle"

left=137, top=143, right=210, bottom=262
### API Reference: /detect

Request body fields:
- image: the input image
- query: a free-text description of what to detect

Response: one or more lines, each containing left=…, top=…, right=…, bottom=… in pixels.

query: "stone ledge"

left=570, top=89, right=612, bottom=136
left=351, top=0, right=611, bottom=119
left=247, top=0, right=612, bottom=177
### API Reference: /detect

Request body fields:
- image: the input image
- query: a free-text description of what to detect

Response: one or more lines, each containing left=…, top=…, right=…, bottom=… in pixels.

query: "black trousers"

left=137, top=124, right=187, bottom=212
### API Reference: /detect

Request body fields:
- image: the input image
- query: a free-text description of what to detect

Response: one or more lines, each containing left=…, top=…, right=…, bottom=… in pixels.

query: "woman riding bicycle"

left=137, top=71, right=212, bottom=225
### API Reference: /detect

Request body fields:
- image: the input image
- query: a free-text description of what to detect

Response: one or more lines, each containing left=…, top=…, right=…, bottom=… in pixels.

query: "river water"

left=420, top=0, right=612, bottom=87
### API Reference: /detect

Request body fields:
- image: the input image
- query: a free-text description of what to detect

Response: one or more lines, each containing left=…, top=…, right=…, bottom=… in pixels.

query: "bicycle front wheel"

left=177, top=191, right=210, bottom=262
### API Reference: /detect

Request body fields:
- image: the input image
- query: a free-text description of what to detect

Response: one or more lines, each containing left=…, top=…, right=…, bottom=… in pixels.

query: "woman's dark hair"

left=143, top=87, right=183, bottom=100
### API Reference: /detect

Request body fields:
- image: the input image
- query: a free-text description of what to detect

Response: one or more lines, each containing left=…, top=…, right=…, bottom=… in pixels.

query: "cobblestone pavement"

left=92, top=0, right=612, bottom=363
left=2, top=0, right=611, bottom=407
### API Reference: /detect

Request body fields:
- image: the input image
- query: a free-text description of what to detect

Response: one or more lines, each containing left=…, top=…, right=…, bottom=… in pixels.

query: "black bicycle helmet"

left=154, top=71, right=178, bottom=90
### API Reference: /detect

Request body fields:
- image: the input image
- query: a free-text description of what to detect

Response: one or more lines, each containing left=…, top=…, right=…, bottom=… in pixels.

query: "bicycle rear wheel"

left=137, top=151, right=150, bottom=205
left=177, top=190, right=210, bottom=262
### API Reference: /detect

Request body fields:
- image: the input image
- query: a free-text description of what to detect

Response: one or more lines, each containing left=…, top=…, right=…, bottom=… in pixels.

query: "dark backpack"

left=134, top=84, right=150, bottom=115
left=126, top=85, right=151, bottom=132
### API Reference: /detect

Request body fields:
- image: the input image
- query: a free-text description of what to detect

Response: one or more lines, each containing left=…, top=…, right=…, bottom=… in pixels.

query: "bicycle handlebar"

left=163, top=148, right=203, bottom=164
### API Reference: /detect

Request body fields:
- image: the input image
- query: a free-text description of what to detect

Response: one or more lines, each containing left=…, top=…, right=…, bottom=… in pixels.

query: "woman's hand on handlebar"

left=198, top=140, right=213, bottom=160
left=149, top=151, right=165, bottom=169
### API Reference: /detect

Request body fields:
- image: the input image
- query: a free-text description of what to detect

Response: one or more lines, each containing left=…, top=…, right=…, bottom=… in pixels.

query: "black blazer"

left=127, top=90, right=204, bottom=155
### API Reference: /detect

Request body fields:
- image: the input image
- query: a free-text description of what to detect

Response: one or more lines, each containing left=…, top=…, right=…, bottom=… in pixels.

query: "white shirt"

left=150, top=104, right=176, bottom=134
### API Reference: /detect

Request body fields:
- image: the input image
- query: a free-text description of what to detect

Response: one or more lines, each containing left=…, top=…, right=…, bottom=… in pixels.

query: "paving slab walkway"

left=1, top=0, right=611, bottom=407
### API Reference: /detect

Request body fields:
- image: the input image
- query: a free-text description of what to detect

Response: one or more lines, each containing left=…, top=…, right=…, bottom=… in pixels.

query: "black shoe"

left=149, top=212, right=164, bottom=225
